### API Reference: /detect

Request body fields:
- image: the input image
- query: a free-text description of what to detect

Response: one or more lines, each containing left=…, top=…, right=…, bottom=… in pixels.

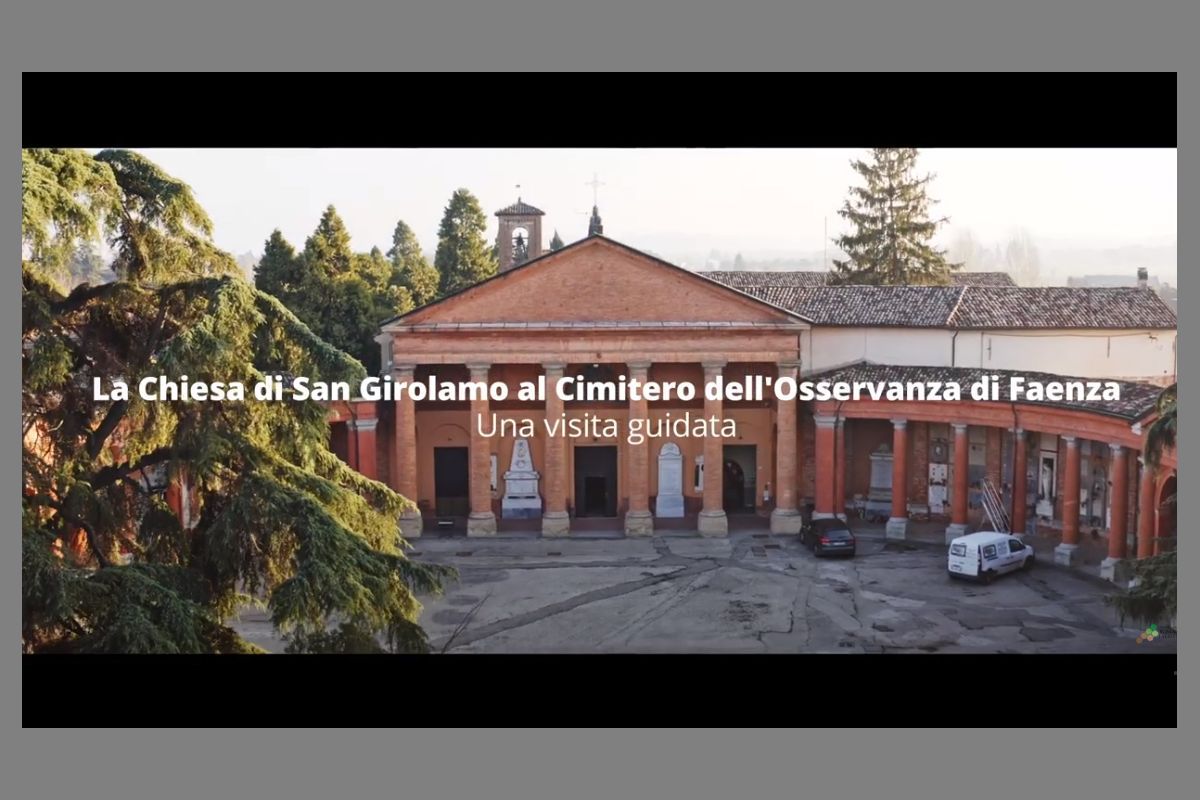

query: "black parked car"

left=801, top=518, right=857, bottom=558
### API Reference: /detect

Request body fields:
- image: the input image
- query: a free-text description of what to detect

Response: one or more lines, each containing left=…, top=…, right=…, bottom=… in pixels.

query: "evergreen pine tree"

left=22, top=148, right=450, bottom=654
left=387, top=219, right=440, bottom=306
left=434, top=189, right=497, bottom=295
left=549, top=230, right=565, bottom=251
left=305, top=205, right=354, bottom=279
left=254, top=229, right=306, bottom=307
left=830, top=148, right=960, bottom=285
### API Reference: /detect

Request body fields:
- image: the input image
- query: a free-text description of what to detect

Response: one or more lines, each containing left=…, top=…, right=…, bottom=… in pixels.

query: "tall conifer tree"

left=830, top=148, right=960, bottom=285
left=434, top=189, right=497, bottom=295
left=388, top=219, right=440, bottom=306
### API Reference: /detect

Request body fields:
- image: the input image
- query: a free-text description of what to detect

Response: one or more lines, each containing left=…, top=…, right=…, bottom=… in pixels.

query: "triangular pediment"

left=383, top=237, right=810, bottom=329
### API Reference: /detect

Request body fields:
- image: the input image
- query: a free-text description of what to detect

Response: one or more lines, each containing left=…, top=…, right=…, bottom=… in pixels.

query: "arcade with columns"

left=323, top=231, right=1176, bottom=585
left=328, top=353, right=1176, bottom=583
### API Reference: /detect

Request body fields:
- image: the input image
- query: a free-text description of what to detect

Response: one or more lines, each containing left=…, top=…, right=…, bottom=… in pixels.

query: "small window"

left=950, top=544, right=967, bottom=557
left=1009, top=539, right=1025, bottom=552
left=983, top=544, right=998, bottom=559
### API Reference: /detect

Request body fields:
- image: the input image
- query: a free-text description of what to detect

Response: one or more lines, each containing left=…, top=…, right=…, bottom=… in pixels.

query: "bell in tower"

left=494, top=196, right=545, bottom=274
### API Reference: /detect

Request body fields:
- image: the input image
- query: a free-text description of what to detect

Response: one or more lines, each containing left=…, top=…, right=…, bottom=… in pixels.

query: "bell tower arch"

left=495, top=196, right=545, bottom=273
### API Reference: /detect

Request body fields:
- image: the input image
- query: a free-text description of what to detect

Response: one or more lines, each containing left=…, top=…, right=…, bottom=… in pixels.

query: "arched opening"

left=1156, top=475, right=1177, bottom=554
left=510, top=226, right=531, bottom=266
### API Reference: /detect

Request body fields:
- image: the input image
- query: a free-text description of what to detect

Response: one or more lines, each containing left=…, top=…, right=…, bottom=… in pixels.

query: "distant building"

left=1068, top=268, right=1177, bottom=313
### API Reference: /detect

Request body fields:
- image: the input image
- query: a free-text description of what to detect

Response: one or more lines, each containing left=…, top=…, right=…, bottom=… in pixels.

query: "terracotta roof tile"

left=701, top=273, right=1176, bottom=330
left=806, top=362, right=1164, bottom=420
left=700, top=270, right=1015, bottom=288
left=948, top=287, right=1177, bottom=329
left=495, top=199, right=545, bottom=216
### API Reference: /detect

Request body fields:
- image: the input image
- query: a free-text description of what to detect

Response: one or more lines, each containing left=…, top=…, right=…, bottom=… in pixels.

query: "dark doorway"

left=434, top=447, right=469, bottom=518
left=574, top=446, right=618, bottom=517
left=723, top=444, right=757, bottom=514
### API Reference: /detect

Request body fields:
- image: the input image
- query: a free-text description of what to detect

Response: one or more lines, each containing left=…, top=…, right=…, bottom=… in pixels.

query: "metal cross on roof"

left=586, top=173, right=605, bottom=206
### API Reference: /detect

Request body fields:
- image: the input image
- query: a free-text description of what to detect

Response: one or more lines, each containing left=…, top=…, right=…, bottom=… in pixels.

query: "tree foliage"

left=1108, top=551, right=1176, bottom=628
left=830, top=148, right=960, bottom=286
left=388, top=219, right=441, bottom=306
left=1143, top=383, right=1176, bottom=469
left=549, top=230, right=565, bottom=251
left=255, top=208, right=414, bottom=374
left=435, top=189, right=497, bottom=296
left=22, top=149, right=451, bottom=654
left=1108, top=383, right=1177, bottom=627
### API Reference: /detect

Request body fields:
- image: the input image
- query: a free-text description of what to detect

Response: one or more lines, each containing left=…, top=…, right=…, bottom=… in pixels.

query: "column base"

left=1100, top=556, right=1134, bottom=584
left=769, top=507, right=803, bottom=535
left=697, top=510, right=728, bottom=537
left=945, top=523, right=970, bottom=544
left=624, top=510, right=654, bottom=537
left=466, top=512, right=497, bottom=537
left=541, top=511, right=570, bottom=538
left=886, top=516, right=909, bottom=540
left=1053, top=543, right=1080, bottom=567
left=399, top=509, right=423, bottom=540
left=812, top=511, right=847, bottom=522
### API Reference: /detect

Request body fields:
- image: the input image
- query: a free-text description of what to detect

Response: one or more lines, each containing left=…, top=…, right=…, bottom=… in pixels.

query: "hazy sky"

left=120, top=148, right=1177, bottom=266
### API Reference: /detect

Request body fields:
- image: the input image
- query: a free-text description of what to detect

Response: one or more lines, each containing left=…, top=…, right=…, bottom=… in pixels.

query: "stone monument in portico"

left=656, top=442, right=685, bottom=518
left=501, top=438, right=542, bottom=518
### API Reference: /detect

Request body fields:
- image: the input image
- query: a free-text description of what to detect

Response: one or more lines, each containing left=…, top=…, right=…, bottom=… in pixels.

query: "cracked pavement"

left=231, top=532, right=1175, bottom=654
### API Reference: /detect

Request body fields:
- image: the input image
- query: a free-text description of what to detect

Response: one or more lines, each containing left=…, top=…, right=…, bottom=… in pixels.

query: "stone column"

left=1101, top=443, right=1130, bottom=582
left=625, top=361, right=654, bottom=536
left=541, top=362, right=570, bottom=538
left=946, top=423, right=970, bottom=543
left=1011, top=428, right=1028, bottom=536
left=813, top=415, right=837, bottom=519
left=351, top=417, right=379, bottom=481
left=1136, top=456, right=1156, bottom=559
left=698, top=360, right=728, bottom=537
left=1054, top=436, right=1081, bottom=566
left=887, top=419, right=909, bottom=540
left=392, top=364, right=422, bottom=539
left=770, top=359, right=802, bottom=534
left=466, top=362, right=497, bottom=537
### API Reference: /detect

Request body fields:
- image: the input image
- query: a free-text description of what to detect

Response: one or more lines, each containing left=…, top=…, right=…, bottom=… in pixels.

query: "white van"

left=947, top=531, right=1035, bottom=583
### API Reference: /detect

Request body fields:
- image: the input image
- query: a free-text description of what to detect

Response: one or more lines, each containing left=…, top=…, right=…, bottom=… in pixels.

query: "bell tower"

left=495, top=196, right=545, bottom=274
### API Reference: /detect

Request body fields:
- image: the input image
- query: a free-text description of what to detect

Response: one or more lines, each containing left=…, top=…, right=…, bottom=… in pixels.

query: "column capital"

left=1063, top=435, right=1077, bottom=446
left=701, top=359, right=727, bottom=373
left=627, top=360, right=653, bottom=373
left=465, top=362, right=491, bottom=378
left=542, top=361, right=566, bottom=373
left=776, top=358, right=801, bottom=371
left=890, top=418, right=908, bottom=429
left=952, top=422, right=968, bottom=434
left=1109, top=443, right=1125, bottom=455
left=813, top=414, right=837, bottom=428
left=350, top=418, right=379, bottom=432
left=393, top=363, right=417, bottom=377
left=1011, top=426, right=1025, bottom=436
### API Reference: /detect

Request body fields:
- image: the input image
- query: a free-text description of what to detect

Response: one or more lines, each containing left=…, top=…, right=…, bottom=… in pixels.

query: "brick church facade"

left=327, top=199, right=1178, bottom=584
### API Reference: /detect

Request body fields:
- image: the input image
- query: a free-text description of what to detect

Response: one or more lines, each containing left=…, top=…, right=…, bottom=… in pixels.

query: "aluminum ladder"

left=978, top=477, right=1011, bottom=533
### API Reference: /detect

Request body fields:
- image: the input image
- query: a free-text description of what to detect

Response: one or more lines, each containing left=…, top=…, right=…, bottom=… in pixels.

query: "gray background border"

left=2, top=5, right=1189, bottom=800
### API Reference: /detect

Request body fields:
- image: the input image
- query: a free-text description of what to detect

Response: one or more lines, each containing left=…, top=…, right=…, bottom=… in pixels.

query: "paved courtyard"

left=234, top=530, right=1174, bottom=654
